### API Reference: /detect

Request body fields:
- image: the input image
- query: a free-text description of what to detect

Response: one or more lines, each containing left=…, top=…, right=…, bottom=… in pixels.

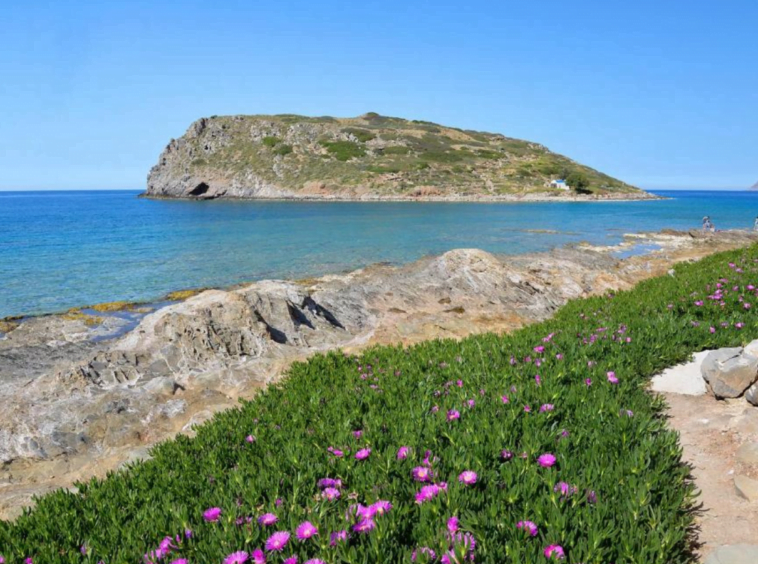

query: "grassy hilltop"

left=145, top=113, right=648, bottom=200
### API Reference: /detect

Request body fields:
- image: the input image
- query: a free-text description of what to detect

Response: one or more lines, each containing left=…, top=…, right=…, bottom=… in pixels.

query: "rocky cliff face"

left=0, top=230, right=755, bottom=517
left=145, top=113, right=649, bottom=200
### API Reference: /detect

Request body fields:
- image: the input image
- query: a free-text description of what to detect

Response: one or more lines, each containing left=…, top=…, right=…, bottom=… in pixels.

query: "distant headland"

left=143, top=113, right=654, bottom=201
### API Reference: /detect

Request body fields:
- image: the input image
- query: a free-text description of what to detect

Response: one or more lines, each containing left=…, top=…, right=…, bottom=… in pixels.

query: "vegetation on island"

left=4, top=245, right=758, bottom=562
left=150, top=113, right=645, bottom=198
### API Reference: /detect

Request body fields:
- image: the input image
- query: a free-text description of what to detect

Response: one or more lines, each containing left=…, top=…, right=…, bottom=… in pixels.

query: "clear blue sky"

left=1, top=0, right=756, bottom=191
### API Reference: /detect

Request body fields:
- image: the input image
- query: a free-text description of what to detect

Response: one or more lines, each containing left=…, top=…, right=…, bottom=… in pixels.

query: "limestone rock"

left=650, top=351, right=709, bottom=395
left=733, top=475, right=758, bottom=501
left=704, top=545, right=758, bottom=564
left=702, top=348, right=758, bottom=398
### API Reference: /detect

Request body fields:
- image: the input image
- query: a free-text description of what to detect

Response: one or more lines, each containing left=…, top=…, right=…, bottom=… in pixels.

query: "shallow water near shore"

left=1, top=189, right=756, bottom=318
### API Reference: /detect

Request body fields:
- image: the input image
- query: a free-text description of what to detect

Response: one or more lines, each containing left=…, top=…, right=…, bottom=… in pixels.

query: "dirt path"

left=662, top=393, right=758, bottom=561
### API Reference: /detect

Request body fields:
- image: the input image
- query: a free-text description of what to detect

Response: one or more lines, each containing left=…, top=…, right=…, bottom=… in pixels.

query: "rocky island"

left=144, top=113, right=653, bottom=201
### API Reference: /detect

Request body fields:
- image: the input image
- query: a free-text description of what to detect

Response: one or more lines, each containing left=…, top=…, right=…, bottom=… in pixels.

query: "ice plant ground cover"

left=3, top=247, right=758, bottom=563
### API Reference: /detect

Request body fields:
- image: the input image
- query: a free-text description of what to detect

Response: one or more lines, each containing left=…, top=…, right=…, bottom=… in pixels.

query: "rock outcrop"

left=702, top=348, right=758, bottom=398
left=0, top=229, right=756, bottom=518
left=144, top=113, right=650, bottom=201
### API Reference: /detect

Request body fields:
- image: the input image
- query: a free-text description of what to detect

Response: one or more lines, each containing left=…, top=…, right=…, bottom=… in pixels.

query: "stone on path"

left=735, top=443, right=758, bottom=466
left=651, top=351, right=709, bottom=395
left=702, top=348, right=758, bottom=398
left=704, top=545, right=758, bottom=564
left=733, top=475, right=758, bottom=502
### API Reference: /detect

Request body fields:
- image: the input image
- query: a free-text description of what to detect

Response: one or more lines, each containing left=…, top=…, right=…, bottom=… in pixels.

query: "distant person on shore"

left=753, top=216, right=758, bottom=231
left=702, top=216, right=714, bottom=232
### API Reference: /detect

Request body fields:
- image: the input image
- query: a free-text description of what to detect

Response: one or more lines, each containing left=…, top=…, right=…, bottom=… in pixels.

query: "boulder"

left=701, top=348, right=758, bottom=398
left=704, top=545, right=758, bottom=564
left=733, top=475, right=758, bottom=502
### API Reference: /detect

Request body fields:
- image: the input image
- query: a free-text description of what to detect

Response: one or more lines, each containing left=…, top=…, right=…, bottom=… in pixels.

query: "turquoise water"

left=1, top=190, right=756, bottom=318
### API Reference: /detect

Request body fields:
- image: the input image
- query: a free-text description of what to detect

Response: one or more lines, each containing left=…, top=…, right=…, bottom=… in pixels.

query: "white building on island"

left=549, top=179, right=570, bottom=191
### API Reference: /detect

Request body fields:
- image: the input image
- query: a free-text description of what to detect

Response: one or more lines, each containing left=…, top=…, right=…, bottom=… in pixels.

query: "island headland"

left=143, top=113, right=654, bottom=201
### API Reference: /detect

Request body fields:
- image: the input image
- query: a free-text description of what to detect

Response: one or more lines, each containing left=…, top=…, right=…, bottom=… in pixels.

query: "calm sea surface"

left=1, top=190, right=756, bottom=318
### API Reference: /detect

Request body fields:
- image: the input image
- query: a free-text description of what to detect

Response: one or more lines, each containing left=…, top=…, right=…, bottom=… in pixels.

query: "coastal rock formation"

left=702, top=348, right=758, bottom=398
left=144, top=113, right=650, bottom=201
left=0, top=229, right=756, bottom=517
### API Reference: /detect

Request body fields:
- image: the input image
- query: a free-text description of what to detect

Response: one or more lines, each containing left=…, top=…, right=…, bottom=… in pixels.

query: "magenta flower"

left=317, top=477, right=342, bottom=489
left=251, top=549, right=266, bottom=564
left=352, top=518, right=376, bottom=533
left=501, top=449, right=514, bottom=460
left=534, top=345, right=545, bottom=353
left=544, top=545, right=565, bottom=559
left=304, top=560, right=326, bottom=564
left=223, top=552, right=249, bottom=564
left=283, top=558, right=298, bottom=564
left=355, top=448, right=371, bottom=460
left=412, top=466, right=433, bottom=482
left=447, top=409, right=461, bottom=421
left=517, top=520, right=538, bottom=536
left=710, top=326, right=716, bottom=333
left=170, top=560, right=188, bottom=564
left=539, top=403, right=554, bottom=413
left=203, top=507, right=222, bottom=522
left=607, top=371, right=619, bottom=384
left=447, top=516, right=459, bottom=534
left=585, top=378, right=592, bottom=386
left=296, top=521, right=318, bottom=541
left=258, top=513, right=278, bottom=526
left=501, top=394, right=509, bottom=404
left=415, top=484, right=442, bottom=504
left=245, top=435, right=256, bottom=443
left=323, top=487, right=341, bottom=501
left=537, top=453, right=556, bottom=468
left=265, top=531, right=290, bottom=552
left=371, top=500, right=392, bottom=515
left=412, top=548, right=437, bottom=562
left=397, top=446, right=410, bottom=459
left=330, top=530, right=348, bottom=546
left=466, top=399, right=475, bottom=408
left=458, top=470, right=477, bottom=485
left=524, top=405, right=531, bottom=413
left=327, top=446, right=344, bottom=457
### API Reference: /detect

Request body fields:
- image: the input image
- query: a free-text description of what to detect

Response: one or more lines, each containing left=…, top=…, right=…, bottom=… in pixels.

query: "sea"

left=1, top=190, right=756, bottom=319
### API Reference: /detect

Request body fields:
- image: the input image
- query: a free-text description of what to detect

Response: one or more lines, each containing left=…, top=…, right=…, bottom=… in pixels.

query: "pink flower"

left=501, top=449, right=514, bottom=460
left=296, top=521, right=318, bottom=541
left=415, top=484, right=442, bottom=504
left=517, top=520, right=538, bottom=536
left=352, top=518, right=376, bottom=533
left=466, top=399, right=475, bottom=408
left=251, top=550, right=266, bottom=564
left=304, top=560, right=326, bottom=564
left=245, top=435, right=256, bottom=443
left=412, top=548, right=437, bottom=562
left=539, top=403, right=554, bottom=413
left=203, top=507, right=222, bottom=522
left=355, top=448, right=371, bottom=460
left=327, top=446, right=344, bottom=457
left=534, top=345, right=545, bottom=353
left=258, top=513, right=278, bottom=526
left=501, top=395, right=509, bottom=404
left=283, top=558, right=298, bottom=564
left=447, top=409, right=461, bottom=421
left=447, top=516, right=459, bottom=533
left=710, top=326, right=716, bottom=334
left=458, top=470, right=477, bottom=485
left=265, top=531, right=290, bottom=552
left=371, top=500, right=393, bottom=516
left=223, top=552, right=249, bottom=564
left=544, top=545, right=565, bottom=559
left=524, top=405, right=531, bottom=413
left=353, top=430, right=363, bottom=439
left=330, top=530, right=348, bottom=546
left=323, top=487, right=341, bottom=501
left=585, top=378, right=592, bottom=386
left=607, top=371, right=619, bottom=384
left=537, top=453, right=556, bottom=468
left=695, top=300, right=704, bottom=306
left=413, top=466, right=433, bottom=482
left=397, top=446, right=410, bottom=459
